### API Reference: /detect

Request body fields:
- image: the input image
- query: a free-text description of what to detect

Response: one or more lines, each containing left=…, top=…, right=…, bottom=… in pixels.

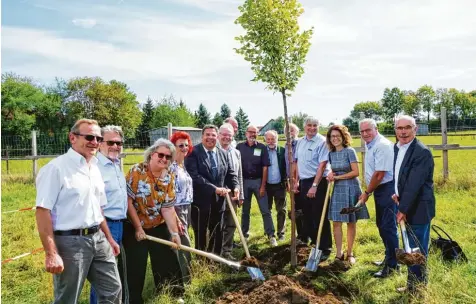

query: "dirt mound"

left=216, top=274, right=342, bottom=304
left=252, top=244, right=311, bottom=273
left=396, top=250, right=426, bottom=266
left=240, top=256, right=261, bottom=268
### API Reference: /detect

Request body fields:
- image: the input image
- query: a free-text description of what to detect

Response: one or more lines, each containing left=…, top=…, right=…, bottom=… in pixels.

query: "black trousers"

left=122, top=222, right=183, bottom=304
left=300, top=178, right=332, bottom=250
left=191, top=200, right=224, bottom=255
left=267, top=183, right=287, bottom=237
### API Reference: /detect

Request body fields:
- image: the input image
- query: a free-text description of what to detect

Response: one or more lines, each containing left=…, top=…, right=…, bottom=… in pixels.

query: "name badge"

left=253, top=148, right=262, bottom=156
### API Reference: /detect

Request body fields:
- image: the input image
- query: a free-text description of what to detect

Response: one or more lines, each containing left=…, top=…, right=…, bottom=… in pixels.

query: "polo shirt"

left=236, top=141, right=270, bottom=179
left=364, top=133, right=394, bottom=185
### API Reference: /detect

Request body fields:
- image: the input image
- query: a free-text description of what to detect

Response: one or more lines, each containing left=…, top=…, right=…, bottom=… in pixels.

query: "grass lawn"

left=2, top=135, right=476, bottom=303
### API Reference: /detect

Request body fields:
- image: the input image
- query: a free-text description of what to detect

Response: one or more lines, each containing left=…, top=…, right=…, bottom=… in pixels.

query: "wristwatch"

left=312, top=183, right=318, bottom=188
left=170, top=232, right=179, bottom=237
left=364, top=190, right=372, bottom=196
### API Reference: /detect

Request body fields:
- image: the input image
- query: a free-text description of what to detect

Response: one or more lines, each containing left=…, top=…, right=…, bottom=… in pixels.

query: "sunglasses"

left=106, top=141, right=123, bottom=147
left=74, top=133, right=103, bottom=142
left=154, top=152, right=173, bottom=161
left=178, top=143, right=189, bottom=148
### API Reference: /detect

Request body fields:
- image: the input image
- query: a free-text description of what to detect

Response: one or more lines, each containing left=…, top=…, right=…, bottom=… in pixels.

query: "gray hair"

left=264, top=130, right=278, bottom=139
left=144, top=138, right=176, bottom=164
left=394, top=115, right=416, bottom=128
left=202, top=124, right=218, bottom=135
left=284, top=122, right=299, bottom=134
left=303, top=117, right=320, bottom=128
left=359, top=118, right=377, bottom=130
left=101, top=125, right=124, bottom=140
left=219, top=123, right=234, bottom=135
left=246, top=125, right=258, bottom=131
left=224, top=117, right=238, bottom=125
left=70, top=118, right=99, bottom=134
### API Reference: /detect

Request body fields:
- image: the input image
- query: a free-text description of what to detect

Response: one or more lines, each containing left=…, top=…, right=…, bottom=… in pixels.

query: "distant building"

left=258, top=119, right=276, bottom=136
left=148, top=126, right=203, bottom=145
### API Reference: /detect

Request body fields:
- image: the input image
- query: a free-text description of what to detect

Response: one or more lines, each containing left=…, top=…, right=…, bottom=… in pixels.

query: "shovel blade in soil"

left=305, top=247, right=322, bottom=272
left=246, top=267, right=265, bottom=281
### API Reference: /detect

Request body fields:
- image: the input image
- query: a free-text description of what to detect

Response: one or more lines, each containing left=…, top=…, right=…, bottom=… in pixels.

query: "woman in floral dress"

left=326, top=125, right=369, bottom=265
left=122, top=138, right=184, bottom=303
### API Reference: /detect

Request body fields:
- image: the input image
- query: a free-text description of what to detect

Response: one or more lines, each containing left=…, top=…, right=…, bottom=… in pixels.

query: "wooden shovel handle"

left=226, top=193, right=251, bottom=258
left=314, top=181, right=334, bottom=247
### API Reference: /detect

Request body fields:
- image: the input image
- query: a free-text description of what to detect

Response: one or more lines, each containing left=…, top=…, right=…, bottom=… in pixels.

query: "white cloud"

left=71, top=18, right=97, bottom=29
left=3, top=0, right=476, bottom=125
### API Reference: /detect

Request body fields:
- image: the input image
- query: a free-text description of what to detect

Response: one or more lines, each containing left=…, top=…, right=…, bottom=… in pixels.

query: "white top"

left=36, top=148, right=107, bottom=231
left=394, top=139, right=414, bottom=196
left=364, top=134, right=394, bottom=185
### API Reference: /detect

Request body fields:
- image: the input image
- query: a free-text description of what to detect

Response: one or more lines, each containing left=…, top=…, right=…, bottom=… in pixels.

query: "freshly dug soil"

left=252, top=244, right=312, bottom=273
left=240, top=256, right=261, bottom=268
left=396, top=250, right=426, bottom=266
left=216, top=274, right=342, bottom=304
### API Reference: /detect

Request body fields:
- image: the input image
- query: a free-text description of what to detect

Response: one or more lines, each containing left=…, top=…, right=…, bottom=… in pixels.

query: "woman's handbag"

left=431, top=224, right=468, bottom=262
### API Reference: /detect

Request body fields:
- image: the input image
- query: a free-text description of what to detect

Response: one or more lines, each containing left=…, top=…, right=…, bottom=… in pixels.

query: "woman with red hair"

left=169, top=131, right=193, bottom=282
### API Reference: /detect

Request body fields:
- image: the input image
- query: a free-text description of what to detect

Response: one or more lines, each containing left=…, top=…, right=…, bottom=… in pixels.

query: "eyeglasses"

left=330, top=135, right=342, bottom=139
left=73, top=133, right=103, bottom=142
left=106, top=141, right=123, bottom=146
left=395, top=125, right=414, bottom=131
left=154, top=152, right=173, bottom=160
left=178, top=143, right=189, bottom=148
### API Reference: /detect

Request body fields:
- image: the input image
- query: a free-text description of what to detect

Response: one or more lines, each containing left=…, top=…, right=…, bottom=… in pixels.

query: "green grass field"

left=2, top=135, right=476, bottom=303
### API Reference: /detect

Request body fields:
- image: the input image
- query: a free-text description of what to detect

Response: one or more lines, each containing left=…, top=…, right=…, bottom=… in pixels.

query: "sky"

left=2, top=0, right=476, bottom=126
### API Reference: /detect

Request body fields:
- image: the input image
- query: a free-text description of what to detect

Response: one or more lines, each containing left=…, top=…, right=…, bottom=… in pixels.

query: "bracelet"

left=170, top=232, right=179, bottom=237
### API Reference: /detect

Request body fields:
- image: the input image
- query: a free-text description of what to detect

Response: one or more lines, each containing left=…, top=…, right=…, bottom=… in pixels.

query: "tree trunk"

left=281, top=89, right=297, bottom=268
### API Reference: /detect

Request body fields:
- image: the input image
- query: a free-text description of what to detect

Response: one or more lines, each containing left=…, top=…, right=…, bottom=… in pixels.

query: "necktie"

left=208, top=150, right=218, bottom=180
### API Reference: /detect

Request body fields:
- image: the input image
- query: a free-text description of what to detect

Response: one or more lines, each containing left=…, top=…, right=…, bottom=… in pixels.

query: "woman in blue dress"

left=326, top=125, right=369, bottom=265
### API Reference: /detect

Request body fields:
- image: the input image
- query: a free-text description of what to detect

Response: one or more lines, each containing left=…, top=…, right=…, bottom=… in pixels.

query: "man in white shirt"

left=36, top=119, right=122, bottom=304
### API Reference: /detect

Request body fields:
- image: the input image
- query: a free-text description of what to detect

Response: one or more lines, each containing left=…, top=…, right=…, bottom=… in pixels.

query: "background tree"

left=234, top=0, right=313, bottom=267
left=135, top=97, right=155, bottom=147
left=195, top=103, right=211, bottom=128
left=152, top=95, right=196, bottom=128
left=273, top=116, right=285, bottom=133
left=235, top=107, right=250, bottom=140
left=349, top=101, right=383, bottom=121
left=290, top=111, right=309, bottom=131
left=212, top=112, right=224, bottom=127
left=381, top=87, right=405, bottom=122
left=416, top=85, right=436, bottom=122
left=220, top=103, right=232, bottom=121
left=402, top=91, right=422, bottom=118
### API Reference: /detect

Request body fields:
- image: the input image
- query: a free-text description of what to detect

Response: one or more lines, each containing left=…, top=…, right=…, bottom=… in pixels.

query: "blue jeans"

left=374, top=182, right=399, bottom=267
left=90, top=221, right=124, bottom=304
left=407, top=223, right=430, bottom=287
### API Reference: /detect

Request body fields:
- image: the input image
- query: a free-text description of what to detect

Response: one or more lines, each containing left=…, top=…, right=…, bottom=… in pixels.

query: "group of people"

left=34, top=114, right=435, bottom=304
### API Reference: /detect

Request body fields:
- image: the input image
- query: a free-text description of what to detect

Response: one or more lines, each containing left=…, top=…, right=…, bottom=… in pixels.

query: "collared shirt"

left=96, top=152, right=128, bottom=220
left=231, top=138, right=237, bottom=149
left=202, top=144, right=218, bottom=170
left=394, top=139, right=415, bottom=196
left=237, top=141, right=270, bottom=179
left=267, top=147, right=281, bottom=184
left=364, top=133, right=394, bottom=185
left=294, top=134, right=330, bottom=179
left=36, top=148, right=106, bottom=231
left=170, top=161, right=193, bottom=206
left=222, top=145, right=244, bottom=200
left=284, top=138, right=299, bottom=177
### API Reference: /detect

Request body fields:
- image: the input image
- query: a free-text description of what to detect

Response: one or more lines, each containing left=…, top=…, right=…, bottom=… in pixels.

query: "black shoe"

left=320, top=249, right=332, bottom=262
left=373, top=265, right=399, bottom=278
left=278, top=234, right=285, bottom=241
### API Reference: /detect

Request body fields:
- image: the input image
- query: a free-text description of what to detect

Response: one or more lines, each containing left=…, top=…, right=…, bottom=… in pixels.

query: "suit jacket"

left=185, top=144, right=239, bottom=209
left=273, top=146, right=287, bottom=184
left=393, top=138, right=436, bottom=224
left=228, top=148, right=244, bottom=200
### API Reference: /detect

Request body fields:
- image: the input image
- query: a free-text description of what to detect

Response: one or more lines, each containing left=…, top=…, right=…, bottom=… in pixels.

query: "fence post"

left=167, top=123, right=173, bottom=139
left=32, top=130, right=38, bottom=180
left=359, top=112, right=366, bottom=183
left=441, top=107, right=449, bottom=181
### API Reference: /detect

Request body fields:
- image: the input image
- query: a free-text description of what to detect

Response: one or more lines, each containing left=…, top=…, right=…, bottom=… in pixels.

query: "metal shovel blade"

left=246, top=267, right=265, bottom=281
left=305, top=247, right=322, bottom=272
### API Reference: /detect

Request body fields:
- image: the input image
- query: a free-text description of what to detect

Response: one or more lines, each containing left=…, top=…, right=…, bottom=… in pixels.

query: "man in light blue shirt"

left=90, top=125, right=128, bottom=304
left=358, top=118, right=399, bottom=278
left=293, top=117, right=332, bottom=258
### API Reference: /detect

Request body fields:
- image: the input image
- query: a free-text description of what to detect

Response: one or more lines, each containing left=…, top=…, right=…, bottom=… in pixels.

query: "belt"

left=54, top=225, right=100, bottom=236
left=245, top=176, right=261, bottom=180
left=105, top=217, right=126, bottom=223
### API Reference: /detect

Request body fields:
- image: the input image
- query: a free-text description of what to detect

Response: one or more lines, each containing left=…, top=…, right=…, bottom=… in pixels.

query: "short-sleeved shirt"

left=126, top=162, right=176, bottom=229
left=170, top=161, right=193, bottom=206
left=35, top=148, right=107, bottom=231
left=364, top=133, right=394, bottom=185
left=294, top=134, right=330, bottom=179
left=96, top=152, right=128, bottom=220
left=237, top=141, right=271, bottom=179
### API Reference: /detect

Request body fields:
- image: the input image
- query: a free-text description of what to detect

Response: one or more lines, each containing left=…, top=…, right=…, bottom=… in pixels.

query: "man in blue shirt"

left=264, top=130, right=287, bottom=241
left=293, top=117, right=332, bottom=259
left=90, top=125, right=128, bottom=304
left=358, top=118, right=399, bottom=278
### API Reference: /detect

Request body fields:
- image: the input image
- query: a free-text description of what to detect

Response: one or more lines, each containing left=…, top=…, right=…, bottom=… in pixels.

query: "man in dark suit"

left=392, top=115, right=436, bottom=293
left=264, top=130, right=287, bottom=241
left=185, top=125, right=240, bottom=254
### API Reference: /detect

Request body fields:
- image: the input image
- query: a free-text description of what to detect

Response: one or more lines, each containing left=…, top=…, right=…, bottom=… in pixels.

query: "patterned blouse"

left=170, top=161, right=193, bottom=206
left=126, top=162, right=176, bottom=229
